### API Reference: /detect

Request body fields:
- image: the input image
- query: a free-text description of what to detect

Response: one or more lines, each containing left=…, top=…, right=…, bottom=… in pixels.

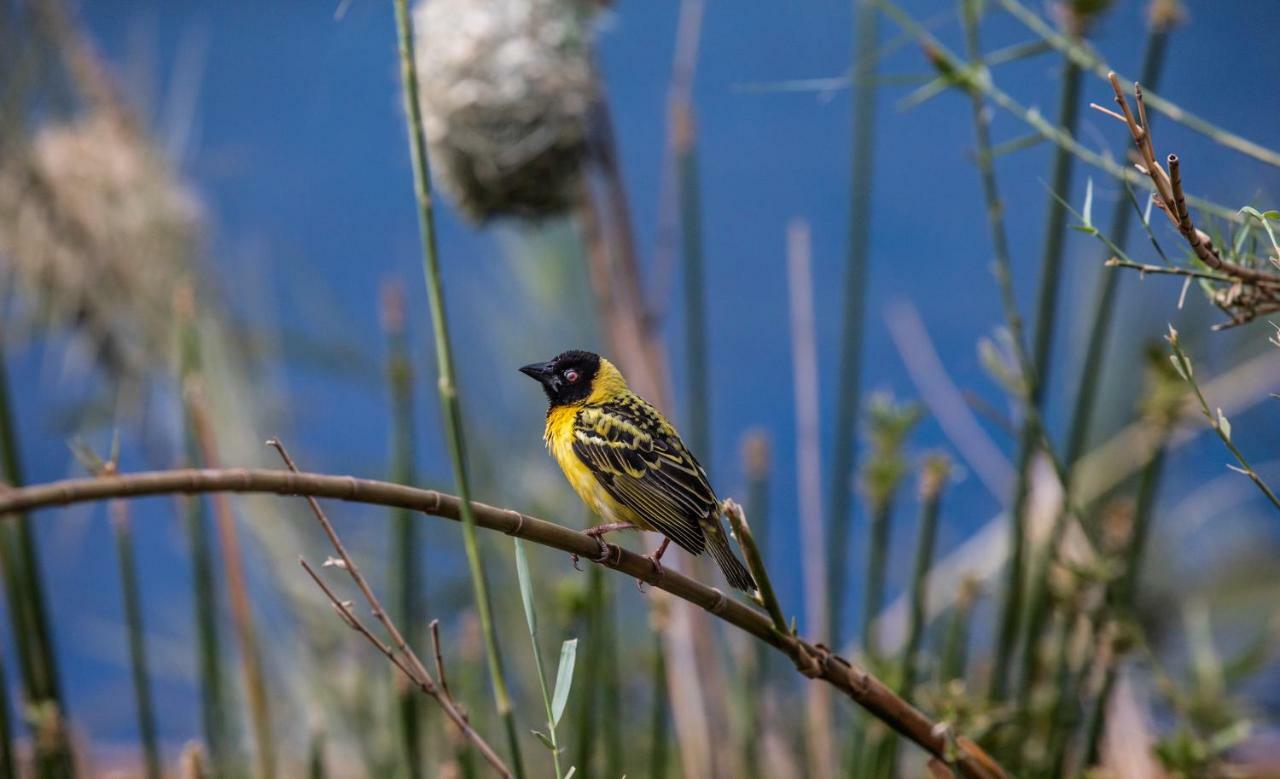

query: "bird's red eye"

left=564, top=369, right=579, bottom=383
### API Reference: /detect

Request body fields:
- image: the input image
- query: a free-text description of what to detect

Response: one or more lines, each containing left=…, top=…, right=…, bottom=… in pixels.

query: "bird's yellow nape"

left=584, top=357, right=630, bottom=405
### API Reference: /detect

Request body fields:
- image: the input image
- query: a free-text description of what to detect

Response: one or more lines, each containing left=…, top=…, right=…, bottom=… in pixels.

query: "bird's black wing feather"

left=571, top=396, right=712, bottom=556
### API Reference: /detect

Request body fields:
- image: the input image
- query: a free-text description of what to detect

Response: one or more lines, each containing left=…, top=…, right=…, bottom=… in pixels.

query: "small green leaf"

left=515, top=538, right=538, bottom=637
left=1217, top=408, right=1232, bottom=441
left=1240, top=206, right=1280, bottom=256
left=1169, top=354, right=1188, bottom=381
left=1082, top=176, right=1094, bottom=228
left=1206, top=720, right=1251, bottom=756
left=1232, top=220, right=1252, bottom=255
left=531, top=730, right=556, bottom=751
left=551, top=638, right=578, bottom=727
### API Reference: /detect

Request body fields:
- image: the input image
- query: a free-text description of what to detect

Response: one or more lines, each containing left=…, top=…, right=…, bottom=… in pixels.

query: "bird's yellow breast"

left=543, top=402, right=649, bottom=530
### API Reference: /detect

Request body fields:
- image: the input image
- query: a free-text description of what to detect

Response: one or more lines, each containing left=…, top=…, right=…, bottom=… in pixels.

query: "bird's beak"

left=519, top=361, right=555, bottom=385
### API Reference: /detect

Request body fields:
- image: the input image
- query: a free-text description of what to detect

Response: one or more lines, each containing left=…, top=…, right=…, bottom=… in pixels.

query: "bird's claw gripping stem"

left=637, top=538, right=670, bottom=593
left=570, top=522, right=631, bottom=572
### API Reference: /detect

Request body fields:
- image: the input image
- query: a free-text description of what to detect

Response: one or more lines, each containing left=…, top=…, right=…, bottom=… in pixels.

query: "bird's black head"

left=519, top=350, right=601, bottom=407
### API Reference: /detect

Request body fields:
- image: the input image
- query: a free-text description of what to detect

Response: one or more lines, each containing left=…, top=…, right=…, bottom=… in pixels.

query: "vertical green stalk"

left=855, top=539, right=894, bottom=779
left=111, top=502, right=161, bottom=779
left=1080, top=650, right=1117, bottom=768
left=1015, top=20, right=1174, bottom=708
left=601, top=581, right=623, bottom=779
left=1043, top=612, right=1083, bottom=777
left=308, top=732, right=327, bottom=779
left=575, top=565, right=604, bottom=776
left=883, top=456, right=949, bottom=779
left=850, top=398, right=917, bottom=778
left=383, top=283, right=424, bottom=779
left=0, top=644, right=13, bottom=779
left=646, top=637, right=669, bottom=779
left=740, top=433, right=771, bottom=779
left=939, top=580, right=977, bottom=683
left=679, top=118, right=709, bottom=467
left=1082, top=441, right=1168, bottom=764
left=390, top=3, right=525, bottom=776
left=859, top=499, right=894, bottom=656
left=0, top=342, right=72, bottom=778
left=1110, top=447, right=1167, bottom=619
left=958, top=0, right=1031, bottom=373
left=900, top=456, right=949, bottom=702
left=827, top=0, right=879, bottom=648
left=1060, top=29, right=1171, bottom=482
left=990, top=43, right=1085, bottom=706
left=178, top=316, right=239, bottom=779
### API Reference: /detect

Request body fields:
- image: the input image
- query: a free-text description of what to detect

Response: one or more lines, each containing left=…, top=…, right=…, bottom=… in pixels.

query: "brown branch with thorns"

left=267, top=440, right=513, bottom=778
left=1092, top=72, right=1280, bottom=328
left=0, top=463, right=1007, bottom=779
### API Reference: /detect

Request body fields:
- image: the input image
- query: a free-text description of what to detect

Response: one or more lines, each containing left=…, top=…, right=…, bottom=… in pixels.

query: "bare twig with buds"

left=1093, top=72, right=1280, bottom=327
left=268, top=439, right=513, bottom=778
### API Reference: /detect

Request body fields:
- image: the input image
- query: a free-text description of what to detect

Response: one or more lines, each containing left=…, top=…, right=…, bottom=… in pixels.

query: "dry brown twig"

left=266, top=439, right=512, bottom=778
left=1092, top=72, right=1280, bottom=328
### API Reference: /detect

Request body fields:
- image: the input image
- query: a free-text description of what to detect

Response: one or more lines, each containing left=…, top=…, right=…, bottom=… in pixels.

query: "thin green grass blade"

left=551, top=639, right=578, bottom=727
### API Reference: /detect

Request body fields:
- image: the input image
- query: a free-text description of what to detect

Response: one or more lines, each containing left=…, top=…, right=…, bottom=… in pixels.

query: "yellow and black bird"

left=520, top=349, right=756, bottom=592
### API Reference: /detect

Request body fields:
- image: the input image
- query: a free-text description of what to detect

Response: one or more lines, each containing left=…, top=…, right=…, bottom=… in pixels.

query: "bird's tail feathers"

left=707, top=533, right=756, bottom=593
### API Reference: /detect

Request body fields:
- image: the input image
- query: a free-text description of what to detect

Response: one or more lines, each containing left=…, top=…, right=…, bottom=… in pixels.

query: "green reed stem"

left=0, top=342, right=71, bottom=778
left=1044, top=612, right=1084, bottom=777
left=0, top=643, right=13, bottom=779
left=178, top=320, right=240, bottom=779
left=1081, top=659, right=1115, bottom=768
left=1080, top=450, right=1172, bottom=767
left=1082, top=439, right=1169, bottom=764
left=176, top=317, right=248, bottom=777
left=827, top=0, right=878, bottom=648
left=901, top=457, right=949, bottom=702
left=111, top=502, right=161, bottom=779
left=390, top=3, right=525, bottom=775
left=1112, top=449, right=1168, bottom=615
left=741, top=434, right=771, bottom=779
left=647, top=637, right=670, bottom=779
left=1016, top=23, right=1172, bottom=711
left=307, top=731, right=327, bottom=779
left=1170, top=337, right=1280, bottom=510
left=884, top=457, right=950, bottom=779
left=575, top=565, right=604, bottom=776
left=383, top=284, right=424, bottom=779
left=991, top=42, right=1085, bottom=705
left=957, top=0, right=1039, bottom=707
left=860, top=498, right=895, bottom=658
left=680, top=125, right=709, bottom=467
left=939, top=583, right=977, bottom=683
left=959, top=0, right=1031, bottom=373
left=602, top=580, right=623, bottom=779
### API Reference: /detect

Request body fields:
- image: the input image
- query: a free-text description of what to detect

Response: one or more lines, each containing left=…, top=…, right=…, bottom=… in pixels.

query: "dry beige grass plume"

left=0, top=112, right=201, bottom=378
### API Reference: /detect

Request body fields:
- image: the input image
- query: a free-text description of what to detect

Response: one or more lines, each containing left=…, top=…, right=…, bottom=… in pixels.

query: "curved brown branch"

left=0, top=467, right=1006, bottom=779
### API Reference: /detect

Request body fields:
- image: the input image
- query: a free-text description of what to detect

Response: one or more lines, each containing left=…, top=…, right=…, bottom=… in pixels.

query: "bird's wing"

left=571, top=398, right=711, bottom=556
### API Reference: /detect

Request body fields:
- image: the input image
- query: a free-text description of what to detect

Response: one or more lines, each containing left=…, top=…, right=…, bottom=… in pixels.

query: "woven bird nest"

left=413, top=0, right=600, bottom=222
left=0, top=113, right=201, bottom=378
